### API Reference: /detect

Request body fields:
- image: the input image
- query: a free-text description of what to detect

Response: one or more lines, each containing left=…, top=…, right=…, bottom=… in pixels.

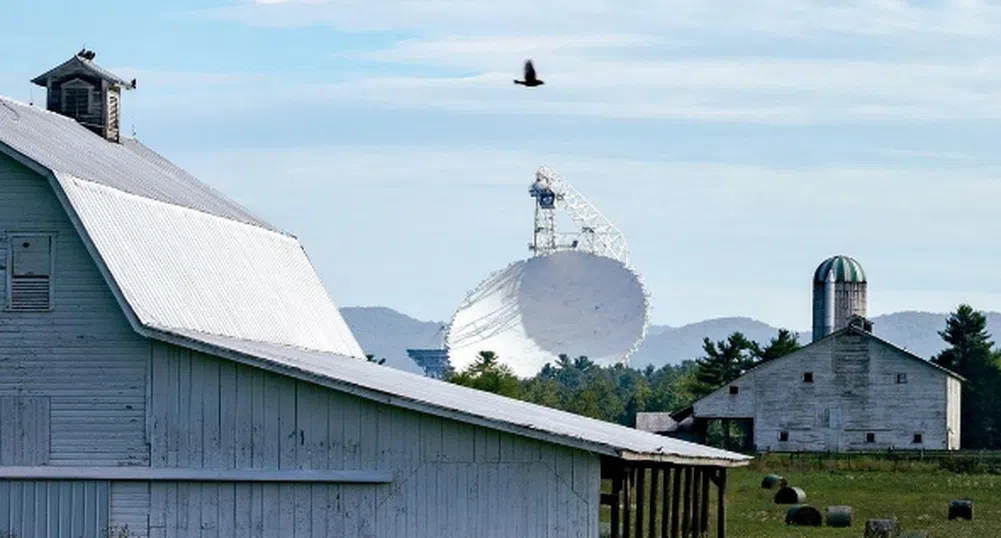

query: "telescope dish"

left=445, top=165, right=651, bottom=378
left=445, top=250, right=650, bottom=378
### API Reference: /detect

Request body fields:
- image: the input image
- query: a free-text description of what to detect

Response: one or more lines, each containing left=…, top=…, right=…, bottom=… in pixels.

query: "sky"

left=2, top=0, right=1001, bottom=331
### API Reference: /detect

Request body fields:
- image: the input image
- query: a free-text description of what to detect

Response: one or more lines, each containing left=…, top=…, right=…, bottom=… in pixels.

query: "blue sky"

left=3, top=0, right=1001, bottom=330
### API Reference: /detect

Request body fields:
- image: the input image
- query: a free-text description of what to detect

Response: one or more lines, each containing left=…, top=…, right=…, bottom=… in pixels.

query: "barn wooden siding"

left=147, top=342, right=600, bottom=537
left=0, top=481, right=111, bottom=536
left=600, top=461, right=728, bottom=538
left=1, top=153, right=152, bottom=535
left=693, top=331, right=956, bottom=452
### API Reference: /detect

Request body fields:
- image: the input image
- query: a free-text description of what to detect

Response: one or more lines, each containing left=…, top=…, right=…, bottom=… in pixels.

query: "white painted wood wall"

left=693, top=330, right=961, bottom=452
left=0, top=153, right=601, bottom=537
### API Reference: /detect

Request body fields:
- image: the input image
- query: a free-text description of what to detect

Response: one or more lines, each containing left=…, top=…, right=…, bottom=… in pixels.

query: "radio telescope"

left=445, top=166, right=652, bottom=378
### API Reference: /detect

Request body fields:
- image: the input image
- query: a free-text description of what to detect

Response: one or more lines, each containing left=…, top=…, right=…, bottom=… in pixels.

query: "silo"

left=812, top=255, right=867, bottom=342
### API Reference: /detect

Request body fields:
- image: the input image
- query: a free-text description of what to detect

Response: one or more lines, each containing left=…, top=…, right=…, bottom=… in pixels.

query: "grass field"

left=726, top=465, right=1000, bottom=537
left=602, top=455, right=1001, bottom=537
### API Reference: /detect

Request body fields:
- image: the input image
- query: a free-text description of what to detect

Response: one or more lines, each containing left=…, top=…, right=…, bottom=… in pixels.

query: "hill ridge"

left=339, top=306, right=1001, bottom=374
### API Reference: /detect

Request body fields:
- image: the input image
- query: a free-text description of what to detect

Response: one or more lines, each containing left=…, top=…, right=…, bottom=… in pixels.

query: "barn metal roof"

left=0, top=96, right=277, bottom=231
left=0, top=95, right=364, bottom=359
left=151, top=326, right=751, bottom=467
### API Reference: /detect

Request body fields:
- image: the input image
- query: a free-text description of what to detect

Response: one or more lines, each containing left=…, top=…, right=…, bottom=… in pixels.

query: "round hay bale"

left=826, top=505, right=853, bottom=527
left=761, top=474, right=784, bottom=489
left=948, top=499, right=973, bottom=520
left=774, top=486, right=806, bottom=505
left=785, top=505, right=822, bottom=527
left=863, top=518, right=900, bottom=538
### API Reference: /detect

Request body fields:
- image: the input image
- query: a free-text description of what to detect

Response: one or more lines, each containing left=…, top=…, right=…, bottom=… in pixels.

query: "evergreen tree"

left=689, top=332, right=756, bottom=398
left=751, top=329, right=802, bottom=363
left=447, top=350, right=522, bottom=398
left=932, top=304, right=1001, bottom=448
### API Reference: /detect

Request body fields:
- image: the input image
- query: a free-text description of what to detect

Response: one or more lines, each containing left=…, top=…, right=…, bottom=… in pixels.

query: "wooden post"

left=681, top=466, right=693, bottom=537
left=648, top=467, right=659, bottom=538
left=623, top=467, right=633, bottom=538
left=660, top=466, right=671, bottom=538
left=670, top=465, right=682, bottom=538
left=691, top=467, right=701, bottom=536
left=700, top=467, right=711, bottom=535
left=716, top=468, right=727, bottom=538
left=636, top=467, right=646, bottom=537
left=611, top=472, right=622, bottom=538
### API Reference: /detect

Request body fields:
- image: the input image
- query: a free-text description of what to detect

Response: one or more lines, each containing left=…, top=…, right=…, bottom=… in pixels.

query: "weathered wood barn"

left=0, top=52, right=749, bottom=537
left=680, top=318, right=964, bottom=453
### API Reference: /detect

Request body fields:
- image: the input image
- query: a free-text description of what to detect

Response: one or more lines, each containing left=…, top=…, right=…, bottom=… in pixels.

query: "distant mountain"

left=339, top=306, right=1001, bottom=374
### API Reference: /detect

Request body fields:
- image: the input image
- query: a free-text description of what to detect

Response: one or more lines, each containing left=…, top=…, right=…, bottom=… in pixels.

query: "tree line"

left=439, top=304, right=1001, bottom=450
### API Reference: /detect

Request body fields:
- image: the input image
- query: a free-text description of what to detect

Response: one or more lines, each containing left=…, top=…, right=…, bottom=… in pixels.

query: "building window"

left=866, top=432, right=875, bottom=443
left=729, top=386, right=739, bottom=395
left=6, top=233, right=54, bottom=311
left=779, top=431, right=789, bottom=442
left=913, top=433, right=923, bottom=444
left=803, top=372, right=814, bottom=383
left=896, top=373, right=907, bottom=384
left=60, top=79, right=94, bottom=117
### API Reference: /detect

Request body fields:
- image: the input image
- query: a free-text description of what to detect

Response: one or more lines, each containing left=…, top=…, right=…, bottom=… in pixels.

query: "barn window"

left=729, top=385, right=739, bottom=395
left=6, top=234, right=54, bottom=311
left=802, top=372, right=814, bottom=383
left=913, top=433, right=923, bottom=444
left=896, top=373, right=907, bottom=384
left=779, top=431, right=789, bottom=442
left=866, top=432, right=875, bottom=443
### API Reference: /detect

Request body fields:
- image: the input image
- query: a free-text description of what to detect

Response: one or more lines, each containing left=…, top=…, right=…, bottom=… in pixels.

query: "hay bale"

left=761, top=474, right=784, bottom=489
left=863, top=518, right=900, bottom=538
left=825, top=505, right=853, bottom=527
left=785, top=505, right=822, bottom=527
left=899, top=531, right=929, bottom=538
left=948, top=499, right=973, bottom=520
left=774, top=486, right=806, bottom=504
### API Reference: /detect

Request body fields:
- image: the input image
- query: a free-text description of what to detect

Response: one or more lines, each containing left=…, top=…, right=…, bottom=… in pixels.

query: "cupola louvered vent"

left=7, top=235, right=53, bottom=311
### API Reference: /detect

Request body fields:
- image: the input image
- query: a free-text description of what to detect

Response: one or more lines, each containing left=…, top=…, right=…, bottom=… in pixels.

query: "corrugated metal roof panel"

left=155, top=327, right=751, bottom=467
left=59, top=173, right=365, bottom=358
left=0, top=96, right=277, bottom=231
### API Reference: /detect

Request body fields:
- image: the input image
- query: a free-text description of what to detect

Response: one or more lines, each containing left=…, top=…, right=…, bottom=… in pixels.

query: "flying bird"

left=514, top=60, right=544, bottom=87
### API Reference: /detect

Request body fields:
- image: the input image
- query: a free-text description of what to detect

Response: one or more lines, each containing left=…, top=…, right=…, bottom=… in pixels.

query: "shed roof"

left=0, top=94, right=750, bottom=467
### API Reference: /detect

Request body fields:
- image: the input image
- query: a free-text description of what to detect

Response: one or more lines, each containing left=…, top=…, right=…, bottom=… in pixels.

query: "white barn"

left=688, top=321, right=964, bottom=453
left=0, top=52, right=749, bottom=538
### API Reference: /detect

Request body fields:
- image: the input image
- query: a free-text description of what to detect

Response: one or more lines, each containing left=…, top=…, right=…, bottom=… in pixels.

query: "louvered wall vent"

left=7, top=234, right=53, bottom=311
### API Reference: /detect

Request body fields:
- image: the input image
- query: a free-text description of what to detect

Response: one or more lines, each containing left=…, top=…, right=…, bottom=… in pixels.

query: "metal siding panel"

left=0, top=480, right=109, bottom=537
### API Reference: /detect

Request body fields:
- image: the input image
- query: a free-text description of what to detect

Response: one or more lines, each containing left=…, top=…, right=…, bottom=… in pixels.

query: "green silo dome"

left=814, top=255, right=866, bottom=283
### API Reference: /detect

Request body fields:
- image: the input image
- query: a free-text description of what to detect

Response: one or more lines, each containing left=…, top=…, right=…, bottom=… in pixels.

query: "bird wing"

left=524, top=60, right=537, bottom=80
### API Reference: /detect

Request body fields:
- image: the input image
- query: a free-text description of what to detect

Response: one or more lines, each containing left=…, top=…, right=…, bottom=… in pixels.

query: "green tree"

left=932, top=304, right=1001, bottom=448
left=689, top=332, right=756, bottom=398
left=447, top=350, right=522, bottom=398
left=751, top=329, right=802, bottom=363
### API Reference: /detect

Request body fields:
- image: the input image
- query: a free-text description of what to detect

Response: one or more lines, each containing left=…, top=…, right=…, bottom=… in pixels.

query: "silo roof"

left=814, top=255, right=866, bottom=283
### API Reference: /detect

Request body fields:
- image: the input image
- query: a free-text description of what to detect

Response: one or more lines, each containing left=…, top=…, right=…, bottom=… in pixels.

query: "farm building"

left=0, top=51, right=749, bottom=537
left=639, top=257, right=964, bottom=454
